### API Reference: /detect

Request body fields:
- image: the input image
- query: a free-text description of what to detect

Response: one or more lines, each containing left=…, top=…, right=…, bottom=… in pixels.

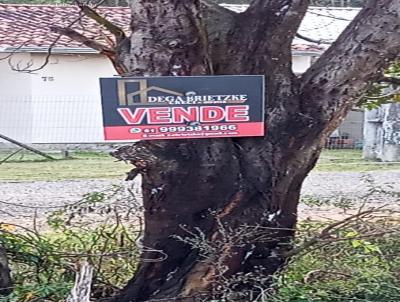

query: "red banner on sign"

left=104, top=122, right=264, bottom=140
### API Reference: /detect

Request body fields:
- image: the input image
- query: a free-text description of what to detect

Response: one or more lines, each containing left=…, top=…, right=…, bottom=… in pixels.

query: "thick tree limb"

left=245, top=0, right=309, bottom=39
left=224, top=0, right=309, bottom=72
left=219, top=0, right=309, bottom=113
left=241, top=0, right=309, bottom=52
left=124, top=0, right=210, bottom=76
left=300, top=0, right=400, bottom=129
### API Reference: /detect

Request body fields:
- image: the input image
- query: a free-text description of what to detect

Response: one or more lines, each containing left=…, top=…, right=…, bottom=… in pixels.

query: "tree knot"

left=110, top=142, right=158, bottom=168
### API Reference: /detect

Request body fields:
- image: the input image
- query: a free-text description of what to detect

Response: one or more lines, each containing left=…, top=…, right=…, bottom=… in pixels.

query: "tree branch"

left=219, top=0, right=309, bottom=109
left=366, top=89, right=400, bottom=100
left=295, top=33, right=331, bottom=45
left=49, top=25, right=129, bottom=75
left=7, top=34, right=62, bottom=73
left=300, top=0, right=400, bottom=131
left=6, top=4, right=96, bottom=73
left=378, top=77, right=400, bottom=86
left=236, top=0, right=309, bottom=59
left=50, top=26, right=114, bottom=54
left=245, top=0, right=309, bottom=38
left=76, top=3, right=127, bottom=43
left=285, top=208, right=385, bottom=258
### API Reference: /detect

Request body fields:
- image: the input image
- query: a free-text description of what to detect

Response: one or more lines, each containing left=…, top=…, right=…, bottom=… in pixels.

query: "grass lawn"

left=316, top=149, right=400, bottom=172
left=0, top=149, right=400, bottom=181
left=0, top=151, right=129, bottom=181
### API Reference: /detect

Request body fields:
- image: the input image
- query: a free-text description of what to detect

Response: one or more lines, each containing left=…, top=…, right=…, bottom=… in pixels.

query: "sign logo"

left=117, top=79, right=183, bottom=106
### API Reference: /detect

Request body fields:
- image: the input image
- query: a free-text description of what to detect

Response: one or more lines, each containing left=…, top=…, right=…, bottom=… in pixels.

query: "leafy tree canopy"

left=362, top=62, right=400, bottom=109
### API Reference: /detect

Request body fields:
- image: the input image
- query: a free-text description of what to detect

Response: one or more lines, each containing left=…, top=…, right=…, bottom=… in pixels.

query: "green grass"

left=0, top=151, right=129, bottom=181
left=315, top=149, right=400, bottom=172
left=0, top=149, right=400, bottom=181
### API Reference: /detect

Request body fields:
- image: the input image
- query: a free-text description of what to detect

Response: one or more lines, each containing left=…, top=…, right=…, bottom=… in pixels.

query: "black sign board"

left=100, top=75, right=265, bottom=140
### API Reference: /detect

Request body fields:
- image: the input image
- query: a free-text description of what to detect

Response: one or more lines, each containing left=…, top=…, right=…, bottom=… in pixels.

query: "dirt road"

left=0, top=171, right=399, bottom=225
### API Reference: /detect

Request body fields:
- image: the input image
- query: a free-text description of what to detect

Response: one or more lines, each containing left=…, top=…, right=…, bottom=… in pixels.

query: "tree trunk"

left=81, top=0, right=400, bottom=301
left=0, top=246, right=12, bottom=296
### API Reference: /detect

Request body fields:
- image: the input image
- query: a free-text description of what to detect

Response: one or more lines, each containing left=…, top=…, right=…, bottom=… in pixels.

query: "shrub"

left=1, top=182, right=400, bottom=302
left=272, top=220, right=400, bottom=302
left=0, top=185, right=141, bottom=302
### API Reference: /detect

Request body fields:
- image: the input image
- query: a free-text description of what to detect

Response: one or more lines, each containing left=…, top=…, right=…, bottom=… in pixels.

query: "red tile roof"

left=0, top=4, right=130, bottom=51
left=0, top=4, right=325, bottom=54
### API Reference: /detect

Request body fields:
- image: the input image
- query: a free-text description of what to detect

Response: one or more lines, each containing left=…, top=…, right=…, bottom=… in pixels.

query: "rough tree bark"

left=55, top=0, right=400, bottom=301
left=0, top=246, right=12, bottom=296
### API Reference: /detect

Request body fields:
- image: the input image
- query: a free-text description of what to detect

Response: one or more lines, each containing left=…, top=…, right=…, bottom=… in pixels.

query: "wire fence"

left=324, top=110, right=364, bottom=149
left=0, top=95, right=366, bottom=168
left=324, top=137, right=363, bottom=149
left=0, top=95, right=106, bottom=145
left=0, top=95, right=365, bottom=149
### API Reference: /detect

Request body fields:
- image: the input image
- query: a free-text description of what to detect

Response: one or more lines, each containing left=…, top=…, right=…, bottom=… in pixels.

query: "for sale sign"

left=100, top=75, right=265, bottom=141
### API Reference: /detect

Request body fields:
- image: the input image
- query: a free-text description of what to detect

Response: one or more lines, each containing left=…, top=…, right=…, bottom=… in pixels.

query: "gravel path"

left=303, top=171, right=400, bottom=199
left=0, top=179, right=141, bottom=226
left=1, top=171, right=400, bottom=225
left=299, top=171, right=400, bottom=220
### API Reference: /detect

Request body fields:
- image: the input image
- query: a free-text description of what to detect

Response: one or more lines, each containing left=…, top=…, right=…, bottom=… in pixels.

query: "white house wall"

left=338, top=110, right=364, bottom=142
left=0, top=52, right=319, bottom=144
left=0, top=53, right=33, bottom=142
left=292, top=55, right=312, bottom=74
left=29, top=53, right=115, bottom=143
left=0, top=53, right=116, bottom=144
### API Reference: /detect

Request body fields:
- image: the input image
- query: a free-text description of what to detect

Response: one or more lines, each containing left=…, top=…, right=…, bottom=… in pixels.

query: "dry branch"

left=295, top=33, right=331, bottom=45
left=286, top=207, right=389, bottom=258
left=77, top=3, right=126, bottom=42
left=66, top=261, right=94, bottom=302
left=378, top=77, right=400, bottom=86
left=50, top=26, right=114, bottom=53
